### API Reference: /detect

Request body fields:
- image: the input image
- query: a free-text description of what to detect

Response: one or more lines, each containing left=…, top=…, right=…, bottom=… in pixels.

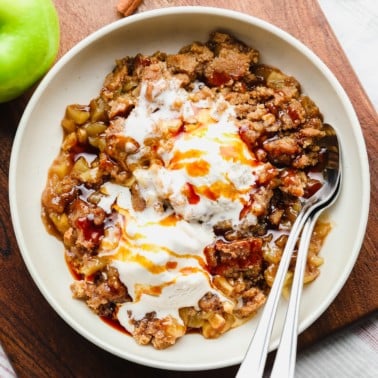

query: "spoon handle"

left=270, top=213, right=318, bottom=378
left=236, top=209, right=310, bottom=378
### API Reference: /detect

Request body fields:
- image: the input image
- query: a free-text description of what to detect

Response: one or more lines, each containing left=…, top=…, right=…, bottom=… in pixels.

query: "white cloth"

left=294, top=316, right=378, bottom=378
left=1, top=1, right=377, bottom=376
left=318, top=0, right=378, bottom=108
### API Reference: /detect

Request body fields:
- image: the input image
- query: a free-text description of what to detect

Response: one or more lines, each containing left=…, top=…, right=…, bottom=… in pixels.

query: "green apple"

left=0, top=0, right=60, bottom=103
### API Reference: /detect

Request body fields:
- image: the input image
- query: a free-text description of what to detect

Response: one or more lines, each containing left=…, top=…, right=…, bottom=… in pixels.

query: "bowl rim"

left=9, top=5, right=370, bottom=371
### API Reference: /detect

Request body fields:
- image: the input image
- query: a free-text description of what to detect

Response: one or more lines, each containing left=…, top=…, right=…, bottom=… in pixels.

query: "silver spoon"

left=270, top=177, right=341, bottom=378
left=236, top=123, right=341, bottom=378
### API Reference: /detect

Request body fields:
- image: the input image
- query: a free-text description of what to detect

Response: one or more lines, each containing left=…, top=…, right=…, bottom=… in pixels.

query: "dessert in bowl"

left=9, top=7, right=369, bottom=370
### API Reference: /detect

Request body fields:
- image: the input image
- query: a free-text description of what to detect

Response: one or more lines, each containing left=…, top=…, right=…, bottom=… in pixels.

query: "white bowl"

left=9, top=6, right=370, bottom=371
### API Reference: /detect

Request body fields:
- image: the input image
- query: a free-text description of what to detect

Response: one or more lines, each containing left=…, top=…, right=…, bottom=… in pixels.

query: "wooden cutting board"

left=0, top=1, right=377, bottom=377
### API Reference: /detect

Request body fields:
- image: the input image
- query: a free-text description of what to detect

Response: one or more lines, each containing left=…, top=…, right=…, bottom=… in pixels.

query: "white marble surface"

left=1, top=1, right=377, bottom=376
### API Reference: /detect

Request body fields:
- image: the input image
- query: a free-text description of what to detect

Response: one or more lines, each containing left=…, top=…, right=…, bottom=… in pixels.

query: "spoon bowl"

left=306, top=123, right=342, bottom=210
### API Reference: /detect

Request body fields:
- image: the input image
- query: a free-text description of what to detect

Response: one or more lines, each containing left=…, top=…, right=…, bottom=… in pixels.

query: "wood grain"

left=0, top=0, right=377, bottom=377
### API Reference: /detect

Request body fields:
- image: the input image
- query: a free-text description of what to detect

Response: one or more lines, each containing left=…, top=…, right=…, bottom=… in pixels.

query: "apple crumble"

left=42, top=32, right=331, bottom=349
